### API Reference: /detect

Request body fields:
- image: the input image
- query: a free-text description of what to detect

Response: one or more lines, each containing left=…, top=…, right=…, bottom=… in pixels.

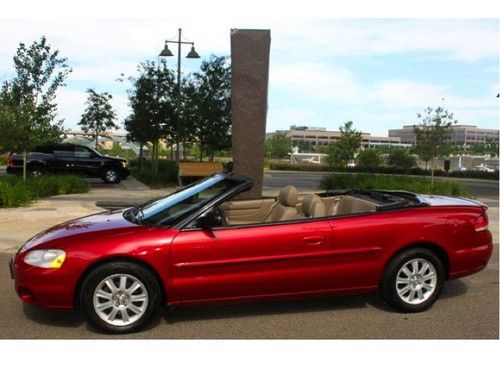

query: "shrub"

left=0, top=174, right=89, bottom=208
left=387, top=148, right=417, bottom=169
left=320, top=173, right=471, bottom=197
left=0, top=176, right=34, bottom=207
left=357, top=149, right=382, bottom=169
left=26, top=175, right=90, bottom=197
left=0, top=153, right=8, bottom=166
left=130, top=159, right=178, bottom=187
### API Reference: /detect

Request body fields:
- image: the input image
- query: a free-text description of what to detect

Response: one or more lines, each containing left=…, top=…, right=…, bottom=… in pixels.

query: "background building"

left=267, top=125, right=411, bottom=151
left=389, top=125, right=499, bottom=146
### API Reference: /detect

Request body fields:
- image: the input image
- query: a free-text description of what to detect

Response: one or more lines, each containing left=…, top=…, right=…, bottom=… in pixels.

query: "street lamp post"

left=159, top=28, right=200, bottom=185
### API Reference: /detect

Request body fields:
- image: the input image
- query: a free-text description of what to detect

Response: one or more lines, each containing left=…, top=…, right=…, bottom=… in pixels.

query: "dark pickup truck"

left=7, top=143, right=130, bottom=183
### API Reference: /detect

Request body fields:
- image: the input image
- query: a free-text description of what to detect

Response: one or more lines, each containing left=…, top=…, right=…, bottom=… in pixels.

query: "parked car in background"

left=9, top=173, right=492, bottom=333
left=7, top=143, right=130, bottom=183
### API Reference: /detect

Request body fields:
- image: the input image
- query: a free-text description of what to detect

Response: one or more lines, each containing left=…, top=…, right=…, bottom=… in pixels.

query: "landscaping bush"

left=0, top=153, right=8, bottom=166
left=320, top=173, right=471, bottom=197
left=130, top=159, right=178, bottom=187
left=0, top=176, right=34, bottom=207
left=0, top=174, right=89, bottom=208
left=26, top=175, right=90, bottom=197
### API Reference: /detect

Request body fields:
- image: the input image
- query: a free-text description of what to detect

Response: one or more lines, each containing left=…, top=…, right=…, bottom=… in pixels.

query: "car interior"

left=218, top=185, right=380, bottom=226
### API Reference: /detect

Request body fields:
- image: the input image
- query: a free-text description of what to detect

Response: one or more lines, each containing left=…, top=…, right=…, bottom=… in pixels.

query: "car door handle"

left=303, top=236, right=324, bottom=244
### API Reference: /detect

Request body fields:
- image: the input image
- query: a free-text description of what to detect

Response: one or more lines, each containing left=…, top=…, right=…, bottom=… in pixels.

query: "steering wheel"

left=213, top=207, right=228, bottom=227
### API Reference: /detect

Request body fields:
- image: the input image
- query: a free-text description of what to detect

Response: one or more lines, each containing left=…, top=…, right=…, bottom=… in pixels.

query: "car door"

left=73, top=146, right=101, bottom=176
left=51, top=144, right=76, bottom=173
left=169, top=218, right=335, bottom=304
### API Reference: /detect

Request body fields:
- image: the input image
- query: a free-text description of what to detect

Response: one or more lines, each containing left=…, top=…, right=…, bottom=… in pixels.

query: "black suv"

left=7, top=143, right=131, bottom=183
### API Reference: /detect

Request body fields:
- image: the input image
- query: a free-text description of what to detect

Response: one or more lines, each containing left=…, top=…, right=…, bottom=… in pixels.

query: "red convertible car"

left=9, top=174, right=493, bottom=333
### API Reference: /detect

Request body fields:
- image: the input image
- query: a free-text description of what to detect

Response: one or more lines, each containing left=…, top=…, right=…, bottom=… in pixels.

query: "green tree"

left=467, top=138, right=499, bottom=157
left=357, top=148, right=382, bottom=169
left=325, top=121, right=362, bottom=168
left=265, top=132, right=292, bottom=159
left=122, top=60, right=177, bottom=172
left=79, top=89, right=117, bottom=150
left=387, top=148, right=417, bottom=169
left=0, top=36, right=71, bottom=180
left=183, top=55, right=231, bottom=161
left=413, top=106, right=456, bottom=185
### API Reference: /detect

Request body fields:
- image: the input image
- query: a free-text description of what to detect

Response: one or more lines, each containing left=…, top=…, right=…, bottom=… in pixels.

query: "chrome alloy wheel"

left=105, top=170, right=118, bottom=183
left=395, top=258, right=437, bottom=305
left=93, top=274, right=149, bottom=327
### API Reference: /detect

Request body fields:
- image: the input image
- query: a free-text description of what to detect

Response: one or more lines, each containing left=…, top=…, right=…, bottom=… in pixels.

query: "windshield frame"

left=124, top=174, right=252, bottom=228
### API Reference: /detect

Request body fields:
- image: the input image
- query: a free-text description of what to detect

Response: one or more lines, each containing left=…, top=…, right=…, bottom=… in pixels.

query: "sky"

left=0, top=18, right=498, bottom=136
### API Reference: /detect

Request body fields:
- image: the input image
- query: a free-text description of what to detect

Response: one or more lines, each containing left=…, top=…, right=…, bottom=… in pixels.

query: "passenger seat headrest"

left=302, top=193, right=326, bottom=218
left=278, top=185, right=298, bottom=207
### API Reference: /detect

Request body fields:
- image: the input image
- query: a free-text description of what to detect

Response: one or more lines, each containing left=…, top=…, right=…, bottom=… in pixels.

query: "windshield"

left=89, top=147, right=103, bottom=157
left=127, top=174, right=235, bottom=227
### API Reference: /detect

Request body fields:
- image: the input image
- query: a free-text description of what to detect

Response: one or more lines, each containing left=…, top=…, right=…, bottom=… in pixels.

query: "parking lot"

left=0, top=170, right=498, bottom=338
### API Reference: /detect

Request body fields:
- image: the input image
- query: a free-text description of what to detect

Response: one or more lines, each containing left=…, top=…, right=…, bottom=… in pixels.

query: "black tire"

left=80, top=261, right=161, bottom=334
left=380, top=248, right=445, bottom=313
left=101, top=167, right=121, bottom=184
left=30, top=165, right=44, bottom=178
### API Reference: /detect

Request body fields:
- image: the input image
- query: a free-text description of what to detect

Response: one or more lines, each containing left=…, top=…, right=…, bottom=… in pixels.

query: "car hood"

left=417, top=194, right=486, bottom=208
left=21, top=209, right=138, bottom=251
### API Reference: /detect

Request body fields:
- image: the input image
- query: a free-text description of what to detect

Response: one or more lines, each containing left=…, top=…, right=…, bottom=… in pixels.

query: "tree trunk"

left=170, top=144, right=173, bottom=161
left=209, top=149, right=215, bottom=162
left=138, top=143, right=143, bottom=169
left=199, top=143, right=203, bottom=162
left=22, top=149, right=27, bottom=182
left=153, top=140, right=159, bottom=175
left=430, top=157, right=435, bottom=188
left=95, top=130, right=99, bottom=150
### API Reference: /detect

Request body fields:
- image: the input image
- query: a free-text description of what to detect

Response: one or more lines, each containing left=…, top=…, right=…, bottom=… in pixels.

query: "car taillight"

left=7, top=153, right=14, bottom=167
left=473, top=211, right=489, bottom=232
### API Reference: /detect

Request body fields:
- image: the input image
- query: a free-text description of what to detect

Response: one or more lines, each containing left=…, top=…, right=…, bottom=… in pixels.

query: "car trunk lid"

left=416, top=194, right=487, bottom=210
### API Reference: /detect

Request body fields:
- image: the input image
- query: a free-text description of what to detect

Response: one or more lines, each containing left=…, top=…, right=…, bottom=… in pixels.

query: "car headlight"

left=24, top=249, right=66, bottom=269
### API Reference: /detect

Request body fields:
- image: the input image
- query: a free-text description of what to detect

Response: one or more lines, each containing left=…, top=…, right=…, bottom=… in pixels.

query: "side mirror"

left=196, top=210, right=223, bottom=229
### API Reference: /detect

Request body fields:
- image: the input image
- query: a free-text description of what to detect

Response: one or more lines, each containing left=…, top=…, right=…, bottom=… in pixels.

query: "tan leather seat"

left=264, top=185, right=300, bottom=222
left=332, top=196, right=378, bottom=215
left=301, top=194, right=326, bottom=218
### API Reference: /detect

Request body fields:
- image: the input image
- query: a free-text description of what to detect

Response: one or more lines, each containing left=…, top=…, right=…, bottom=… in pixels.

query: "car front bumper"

left=10, top=253, right=76, bottom=310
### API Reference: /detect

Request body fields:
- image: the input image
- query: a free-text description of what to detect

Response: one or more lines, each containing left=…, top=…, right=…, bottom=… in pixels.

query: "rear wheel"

left=80, top=261, right=161, bottom=334
left=30, top=166, right=44, bottom=178
left=380, top=248, right=445, bottom=313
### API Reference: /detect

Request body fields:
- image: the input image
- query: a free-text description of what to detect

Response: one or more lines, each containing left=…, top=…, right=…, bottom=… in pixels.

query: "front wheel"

left=101, top=168, right=120, bottom=184
left=380, top=248, right=445, bottom=313
left=80, top=261, right=161, bottom=334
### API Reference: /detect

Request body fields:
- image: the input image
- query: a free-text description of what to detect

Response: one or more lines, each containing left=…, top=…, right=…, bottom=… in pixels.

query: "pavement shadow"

left=23, top=304, right=85, bottom=328
left=439, top=279, right=469, bottom=299
left=162, top=293, right=388, bottom=324
left=162, top=280, right=471, bottom=324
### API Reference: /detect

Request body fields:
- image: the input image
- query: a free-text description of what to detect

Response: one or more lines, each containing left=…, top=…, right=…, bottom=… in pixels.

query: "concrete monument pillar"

left=230, top=29, right=271, bottom=198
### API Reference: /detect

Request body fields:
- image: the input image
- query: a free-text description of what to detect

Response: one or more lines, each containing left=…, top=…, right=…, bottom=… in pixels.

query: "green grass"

left=320, top=173, right=472, bottom=197
left=0, top=174, right=90, bottom=208
left=130, top=159, right=178, bottom=187
left=0, top=153, right=7, bottom=166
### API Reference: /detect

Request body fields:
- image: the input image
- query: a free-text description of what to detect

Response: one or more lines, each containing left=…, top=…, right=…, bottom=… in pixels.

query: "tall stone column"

left=230, top=29, right=271, bottom=198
